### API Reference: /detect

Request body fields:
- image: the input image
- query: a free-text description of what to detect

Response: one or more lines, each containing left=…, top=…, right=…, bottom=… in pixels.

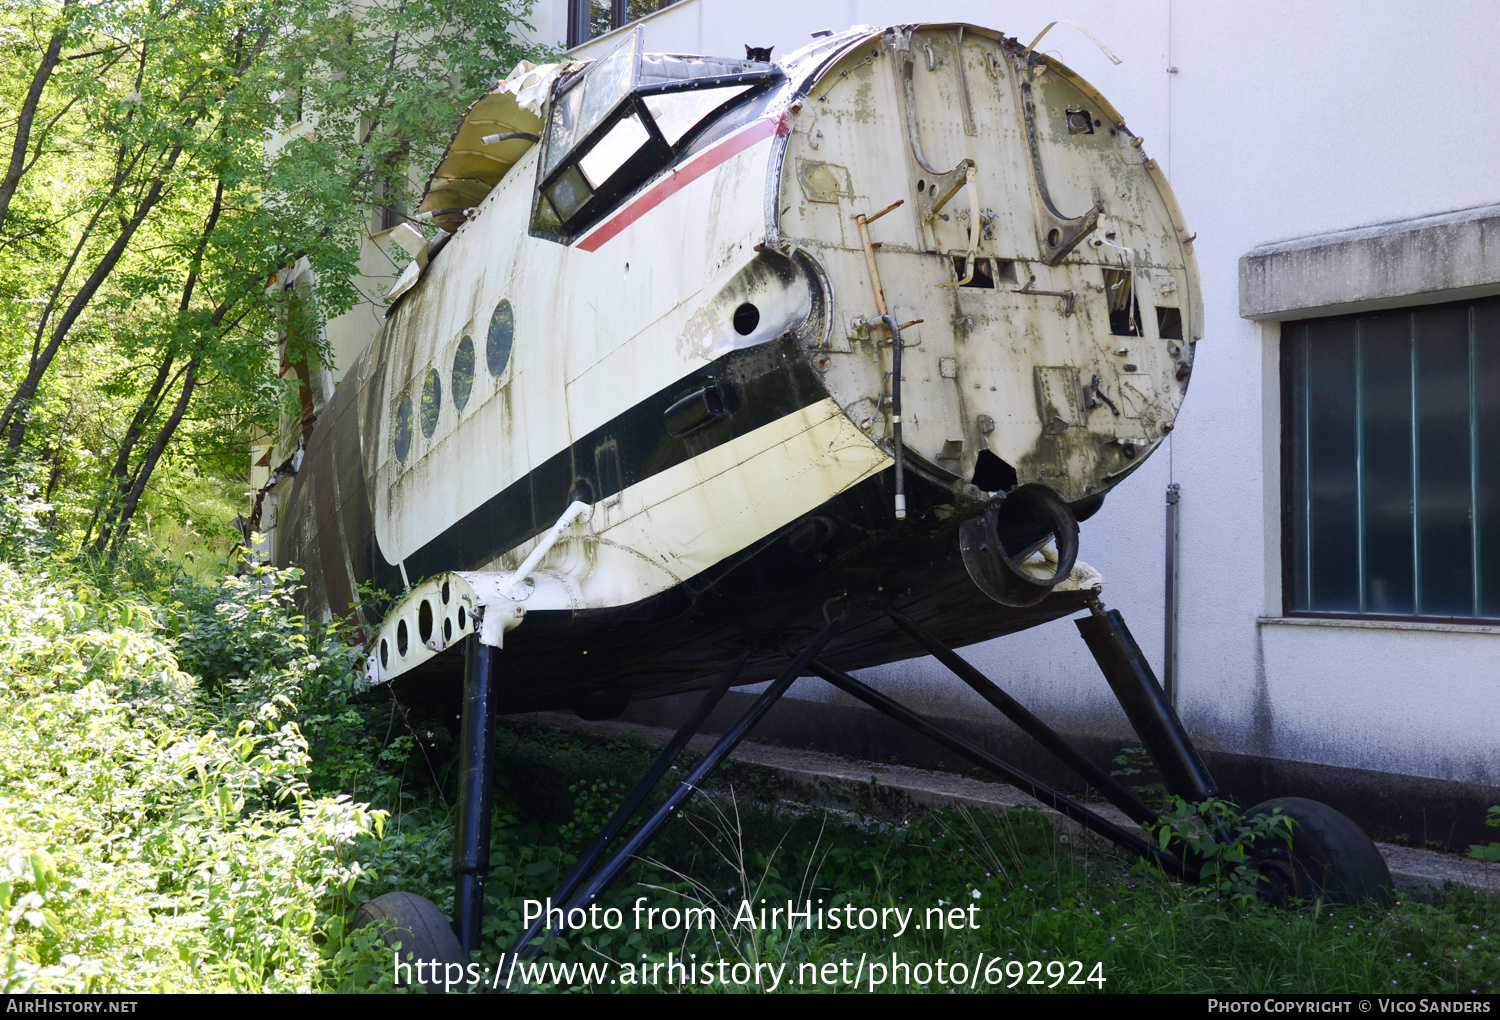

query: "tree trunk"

left=1, top=154, right=178, bottom=452
left=107, top=358, right=198, bottom=562
left=86, top=174, right=225, bottom=551
left=0, top=1, right=74, bottom=235
left=86, top=353, right=181, bottom=553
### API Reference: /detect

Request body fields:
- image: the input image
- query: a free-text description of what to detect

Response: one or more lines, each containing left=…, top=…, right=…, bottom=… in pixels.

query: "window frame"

left=1279, top=295, right=1500, bottom=624
left=567, top=0, right=678, bottom=50
left=528, top=69, right=783, bottom=245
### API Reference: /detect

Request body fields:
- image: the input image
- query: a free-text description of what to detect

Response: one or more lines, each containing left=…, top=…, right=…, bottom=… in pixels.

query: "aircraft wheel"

left=1243, top=797, right=1394, bottom=906
left=352, top=891, right=467, bottom=992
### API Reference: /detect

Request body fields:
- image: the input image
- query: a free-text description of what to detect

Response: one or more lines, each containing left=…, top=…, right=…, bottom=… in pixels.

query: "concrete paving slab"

left=530, top=713, right=1500, bottom=897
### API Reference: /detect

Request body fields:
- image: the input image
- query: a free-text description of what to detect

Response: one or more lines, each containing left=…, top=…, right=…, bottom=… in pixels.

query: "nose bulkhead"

left=775, top=25, right=1200, bottom=520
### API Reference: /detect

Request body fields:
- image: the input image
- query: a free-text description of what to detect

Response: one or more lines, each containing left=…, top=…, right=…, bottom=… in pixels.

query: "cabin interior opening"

left=972, top=450, right=1019, bottom=493
left=1103, top=268, right=1142, bottom=336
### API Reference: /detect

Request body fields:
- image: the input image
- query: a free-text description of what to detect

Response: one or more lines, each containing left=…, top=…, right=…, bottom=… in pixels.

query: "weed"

left=1471, top=807, right=1500, bottom=863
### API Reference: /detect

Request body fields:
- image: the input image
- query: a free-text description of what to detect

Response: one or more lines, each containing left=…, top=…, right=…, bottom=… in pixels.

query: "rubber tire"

left=1244, top=797, right=1394, bottom=906
left=352, top=891, right=468, bottom=993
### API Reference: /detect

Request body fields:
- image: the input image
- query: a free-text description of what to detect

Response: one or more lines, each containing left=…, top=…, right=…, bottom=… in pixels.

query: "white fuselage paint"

left=361, top=24, right=1198, bottom=627
left=372, top=116, right=827, bottom=594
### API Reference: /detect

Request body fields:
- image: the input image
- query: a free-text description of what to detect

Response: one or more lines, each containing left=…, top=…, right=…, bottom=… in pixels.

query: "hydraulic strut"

left=506, top=654, right=746, bottom=958
left=1075, top=595, right=1217, bottom=801
left=506, top=618, right=843, bottom=965
left=807, top=659, right=1188, bottom=877
left=453, top=636, right=500, bottom=956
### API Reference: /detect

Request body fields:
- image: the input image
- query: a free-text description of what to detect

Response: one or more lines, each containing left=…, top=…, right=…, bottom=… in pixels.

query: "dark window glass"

left=452, top=336, right=475, bottom=410
left=1359, top=315, right=1414, bottom=613
left=568, top=0, right=676, bottom=48
left=487, top=300, right=514, bottom=377
left=1414, top=306, right=1473, bottom=615
left=1479, top=302, right=1500, bottom=617
left=1304, top=319, right=1359, bottom=611
left=1285, top=297, right=1499, bottom=620
left=420, top=368, right=441, bottom=438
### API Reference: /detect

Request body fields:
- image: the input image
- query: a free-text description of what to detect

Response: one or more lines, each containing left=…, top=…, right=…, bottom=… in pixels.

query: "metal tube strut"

left=515, top=618, right=843, bottom=962
left=453, top=636, right=500, bottom=956
left=887, top=609, right=1157, bottom=827
left=1075, top=597, right=1217, bottom=801
left=807, top=659, right=1189, bottom=878
left=507, top=654, right=746, bottom=959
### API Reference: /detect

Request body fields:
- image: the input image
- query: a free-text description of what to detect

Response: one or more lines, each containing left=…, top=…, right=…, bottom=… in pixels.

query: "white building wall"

left=565, top=1, right=1500, bottom=789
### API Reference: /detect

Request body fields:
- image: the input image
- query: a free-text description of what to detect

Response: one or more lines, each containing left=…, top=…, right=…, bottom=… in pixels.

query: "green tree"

left=0, top=0, right=548, bottom=560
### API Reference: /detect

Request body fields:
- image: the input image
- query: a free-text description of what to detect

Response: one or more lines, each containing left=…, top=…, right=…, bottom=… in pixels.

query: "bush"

left=0, top=558, right=391, bottom=992
left=1471, top=807, right=1500, bottom=863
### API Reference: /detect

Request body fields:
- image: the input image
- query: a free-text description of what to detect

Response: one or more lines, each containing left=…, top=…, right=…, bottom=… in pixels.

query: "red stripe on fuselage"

left=576, top=115, right=783, bottom=253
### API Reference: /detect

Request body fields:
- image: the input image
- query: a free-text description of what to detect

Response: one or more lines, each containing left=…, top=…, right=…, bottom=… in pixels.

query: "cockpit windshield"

left=531, top=31, right=781, bottom=244
left=544, top=32, right=641, bottom=176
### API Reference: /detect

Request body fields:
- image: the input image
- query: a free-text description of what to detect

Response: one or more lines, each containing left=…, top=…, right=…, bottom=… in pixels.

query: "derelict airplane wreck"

left=273, top=22, right=1392, bottom=974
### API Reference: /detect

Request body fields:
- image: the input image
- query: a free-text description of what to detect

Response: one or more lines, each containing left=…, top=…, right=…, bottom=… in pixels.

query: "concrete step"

left=530, top=712, right=1500, bottom=898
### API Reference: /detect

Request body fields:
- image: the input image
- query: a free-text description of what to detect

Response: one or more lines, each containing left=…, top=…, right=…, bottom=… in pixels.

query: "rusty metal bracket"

left=922, top=159, right=975, bottom=222
left=1014, top=274, right=1076, bottom=316
left=851, top=199, right=903, bottom=319
left=877, top=318, right=923, bottom=343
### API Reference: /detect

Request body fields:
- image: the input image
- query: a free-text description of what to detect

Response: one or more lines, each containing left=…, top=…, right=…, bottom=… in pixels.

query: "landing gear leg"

left=507, top=617, right=844, bottom=965
left=506, top=653, right=746, bottom=957
left=1074, top=595, right=1393, bottom=903
left=1075, top=595, right=1217, bottom=801
left=453, top=635, right=499, bottom=956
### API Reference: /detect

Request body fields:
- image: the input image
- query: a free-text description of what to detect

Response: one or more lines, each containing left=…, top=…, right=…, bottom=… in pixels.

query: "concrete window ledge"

left=1240, top=203, right=1500, bottom=320
left=1258, top=615, right=1500, bottom=636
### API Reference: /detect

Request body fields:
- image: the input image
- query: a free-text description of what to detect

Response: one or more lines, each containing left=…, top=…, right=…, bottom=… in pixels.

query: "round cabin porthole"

left=487, top=299, right=514, bottom=377
left=733, top=302, right=760, bottom=336
left=452, top=335, right=475, bottom=410
left=420, top=369, right=441, bottom=438
left=396, top=618, right=409, bottom=657
left=418, top=598, right=434, bottom=645
left=394, top=394, right=413, bottom=461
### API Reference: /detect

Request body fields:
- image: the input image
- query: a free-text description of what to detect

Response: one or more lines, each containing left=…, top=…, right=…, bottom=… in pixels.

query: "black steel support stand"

left=508, top=618, right=843, bottom=965
left=887, top=609, right=1158, bottom=827
left=1075, top=596, right=1217, bottom=801
left=454, top=636, right=500, bottom=956
left=506, top=654, right=747, bottom=959
left=807, top=659, right=1189, bottom=878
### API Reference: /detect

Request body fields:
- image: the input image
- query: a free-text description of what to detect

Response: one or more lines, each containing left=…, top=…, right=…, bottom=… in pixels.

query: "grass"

left=450, top=720, right=1500, bottom=994
left=0, top=545, right=1491, bottom=994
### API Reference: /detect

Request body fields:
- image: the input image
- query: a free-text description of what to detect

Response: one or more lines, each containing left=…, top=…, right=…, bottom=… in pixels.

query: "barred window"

left=1283, top=297, right=1500, bottom=620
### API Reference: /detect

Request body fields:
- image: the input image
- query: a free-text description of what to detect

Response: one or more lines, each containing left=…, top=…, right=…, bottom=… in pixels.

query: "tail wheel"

left=352, top=891, right=467, bottom=992
left=1244, top=797, right=1394, bottom=906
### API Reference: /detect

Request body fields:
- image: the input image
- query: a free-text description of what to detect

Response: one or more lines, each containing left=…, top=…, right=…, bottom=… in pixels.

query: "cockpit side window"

left=530, top=32, right=782, bottom=245
left=645, top=85, right=752, bottom=145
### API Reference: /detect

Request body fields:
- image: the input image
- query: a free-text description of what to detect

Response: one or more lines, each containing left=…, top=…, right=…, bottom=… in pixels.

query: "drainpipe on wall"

left=1163, top=482, right=1181, bottom=705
